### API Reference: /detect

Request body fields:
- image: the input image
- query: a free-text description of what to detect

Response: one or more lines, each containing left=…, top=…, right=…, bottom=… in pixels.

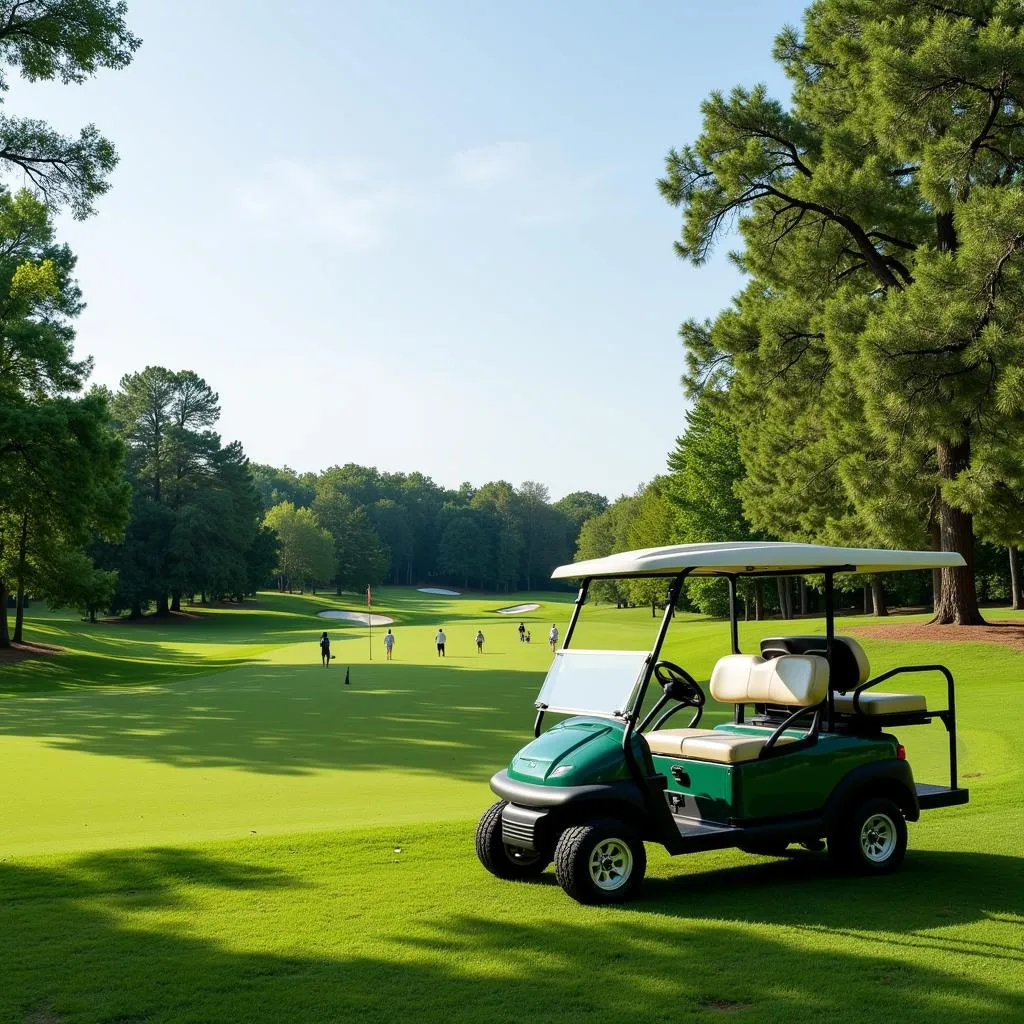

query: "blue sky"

left=7, top=0, right=809, bottom=500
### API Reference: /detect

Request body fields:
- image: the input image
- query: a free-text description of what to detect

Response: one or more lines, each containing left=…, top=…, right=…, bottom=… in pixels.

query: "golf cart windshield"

left=536, top=650, right=650, bottom=718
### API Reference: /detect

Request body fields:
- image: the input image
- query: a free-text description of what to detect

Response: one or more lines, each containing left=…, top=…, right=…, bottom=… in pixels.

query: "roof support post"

left=622, top=571, right=691, bottom=782
left=824, top=570, right=835, bottom=732
left=562, top=578, right=590, bottom=651
left=726, top=575, right=740, bottom=654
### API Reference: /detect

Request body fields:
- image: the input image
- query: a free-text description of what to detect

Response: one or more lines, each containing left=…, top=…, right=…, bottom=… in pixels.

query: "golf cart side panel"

left=823, top=757, right=920, bottom=824
left=734, top=733, right=899, bottom=820
left=651, top=755, right=735, bottom=822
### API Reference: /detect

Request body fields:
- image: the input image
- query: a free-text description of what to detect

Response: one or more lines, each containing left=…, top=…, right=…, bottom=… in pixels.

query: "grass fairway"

left=1, top=589, right=1022, bottom=1023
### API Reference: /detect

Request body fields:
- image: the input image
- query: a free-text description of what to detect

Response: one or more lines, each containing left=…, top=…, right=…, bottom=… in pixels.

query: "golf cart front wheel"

left=828, top=797, right=907, bottom=874
left=476, top=801, right=550, bottom=880
left=554, top=819, right=646, bottom=905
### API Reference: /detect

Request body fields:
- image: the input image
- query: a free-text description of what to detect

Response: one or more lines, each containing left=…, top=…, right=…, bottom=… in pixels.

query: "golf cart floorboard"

left=916, top=782, right=970, bottom=809
left=670, top=814, right=742, bottom=852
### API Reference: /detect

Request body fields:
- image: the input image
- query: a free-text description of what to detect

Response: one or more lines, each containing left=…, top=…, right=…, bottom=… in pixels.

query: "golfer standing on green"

left=435, top=626, right=447, bottom=657
left=319, top=631, right=331, bottom=666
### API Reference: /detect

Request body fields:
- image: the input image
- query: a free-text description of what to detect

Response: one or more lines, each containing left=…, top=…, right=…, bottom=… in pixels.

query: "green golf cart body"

left=476, top=542, right=970, bottom=904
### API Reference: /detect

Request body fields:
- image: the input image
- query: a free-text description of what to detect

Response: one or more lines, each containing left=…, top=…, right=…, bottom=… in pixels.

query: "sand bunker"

left=318, top=610, right=395, bottom=626
left=496, top=603, right=540, bottom=615
left=417, top=587, right=461, bottom=596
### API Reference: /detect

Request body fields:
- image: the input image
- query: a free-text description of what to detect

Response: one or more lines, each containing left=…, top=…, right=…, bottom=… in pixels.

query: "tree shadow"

left=0, top=661, right=549, bottom=779
left=1, top=840, right=1021, bottom=1023
left=635, top=848, right=1024, bottom=943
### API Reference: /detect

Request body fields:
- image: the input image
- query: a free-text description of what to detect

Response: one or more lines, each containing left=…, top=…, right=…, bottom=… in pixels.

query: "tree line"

left=254, top=466, right=609, bottom=596
left=578, top=390, right=1022, bottom=620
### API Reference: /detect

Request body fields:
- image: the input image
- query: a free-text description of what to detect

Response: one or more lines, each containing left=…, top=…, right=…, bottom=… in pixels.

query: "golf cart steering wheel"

left=653, top=660, right=705, bottom=710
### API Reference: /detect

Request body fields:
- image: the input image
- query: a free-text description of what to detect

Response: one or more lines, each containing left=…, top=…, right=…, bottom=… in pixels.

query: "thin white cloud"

left=449, top=140, right=616, bottom=225
left=449, top=141, right=534, bottom=186
left=236, top=160, right=405, bottom=247
left=236, top=145, right=617, bottom=247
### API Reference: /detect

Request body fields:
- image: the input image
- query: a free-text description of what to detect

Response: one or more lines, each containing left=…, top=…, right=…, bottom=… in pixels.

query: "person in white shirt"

left=383, top=628, right=395, bottom=660
left=549, top=624, right=559, bottom=652
left=435, top=627, right=447, bottom=657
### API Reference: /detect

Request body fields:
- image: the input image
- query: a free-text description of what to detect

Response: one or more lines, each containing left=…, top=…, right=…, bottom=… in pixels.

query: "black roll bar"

left=849, top=664, right=959, bottom=789
left=760, top=703, right=822, bottom=758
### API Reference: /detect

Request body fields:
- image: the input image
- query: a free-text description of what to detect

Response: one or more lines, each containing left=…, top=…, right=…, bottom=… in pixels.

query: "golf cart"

left=476, top=542, right=969, bottom=904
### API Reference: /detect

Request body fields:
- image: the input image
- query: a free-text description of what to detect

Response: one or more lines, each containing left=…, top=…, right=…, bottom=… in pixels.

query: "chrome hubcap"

left=860, top=813, right=897, bottom=862
left=588, top=838, right=633, bottom=890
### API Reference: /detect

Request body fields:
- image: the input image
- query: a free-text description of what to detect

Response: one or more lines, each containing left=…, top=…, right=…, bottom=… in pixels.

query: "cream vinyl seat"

left=758, top=635, right=928, bottom=717
left=645, top=653, right=828, bottom=764
left=832, top=691, right=927, bottom=715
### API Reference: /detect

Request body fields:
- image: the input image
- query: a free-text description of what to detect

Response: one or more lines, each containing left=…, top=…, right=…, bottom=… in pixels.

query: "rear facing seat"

left=645, top=653, right=828, bottom=764
left=759, top=635, right=928, bottom=717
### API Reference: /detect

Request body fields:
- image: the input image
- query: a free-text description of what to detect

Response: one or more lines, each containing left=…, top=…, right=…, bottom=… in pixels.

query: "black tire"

left=475, top=801, right=550, bottom=880
left=827, top=796, right=907, bottom=874
left=554, top=818, right=647, bottom=905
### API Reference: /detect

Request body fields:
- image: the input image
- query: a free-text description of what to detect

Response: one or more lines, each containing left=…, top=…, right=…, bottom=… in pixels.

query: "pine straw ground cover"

left=0, top=592, right=1022, bottom=1023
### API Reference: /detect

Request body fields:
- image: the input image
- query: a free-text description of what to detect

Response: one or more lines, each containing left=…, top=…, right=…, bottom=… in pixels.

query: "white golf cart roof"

left=551, top=541, right=966, bottom=580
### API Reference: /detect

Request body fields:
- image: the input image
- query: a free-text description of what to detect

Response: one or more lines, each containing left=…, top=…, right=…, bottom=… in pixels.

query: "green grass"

left=1, top=589, right=1022, bottom=1022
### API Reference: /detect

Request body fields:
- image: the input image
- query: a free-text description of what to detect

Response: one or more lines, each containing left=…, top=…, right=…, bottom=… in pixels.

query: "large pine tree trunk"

left=776, top=578, right=789, bottom=619
left=929, top=518, right=942, bottom=612
left=12, top=513, right=29, bottom=643
left=13, top=581, right=25, bottom=642
left=170, top=593, right=181, bottom=613
left=870, top=577, right=889, bottom=617
left=932, top=439, right=985, bottom=625
left=1009, top=546, right=1021, bottom=611
left=0, top=578, right=9, bottom=648
left=863, top=585, right=871, bottom=615
left=799, top=579, right=808, bottom=616
left=156, top=594, right=170, bottom=616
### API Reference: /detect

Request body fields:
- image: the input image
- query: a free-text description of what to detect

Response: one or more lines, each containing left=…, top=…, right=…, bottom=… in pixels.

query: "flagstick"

left=367, top=584, right=372, bottom=661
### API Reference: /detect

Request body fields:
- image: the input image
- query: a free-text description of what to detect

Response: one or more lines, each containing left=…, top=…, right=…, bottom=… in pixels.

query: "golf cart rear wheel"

left=554, top=819, right=646, bottom=905
left=475, top=800, right=550, bottom=880
left=828, top=796, right=907, bottom=874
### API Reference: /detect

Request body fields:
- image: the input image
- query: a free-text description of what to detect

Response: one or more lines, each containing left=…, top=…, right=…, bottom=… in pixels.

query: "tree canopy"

left=660, top=0, right=1024, bottom=623
left=0, top=0, right=140, bottom=218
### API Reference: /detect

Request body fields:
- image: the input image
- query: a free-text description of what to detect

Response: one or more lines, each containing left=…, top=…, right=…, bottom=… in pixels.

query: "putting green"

left=1, top=589, right=1022, bottom=1023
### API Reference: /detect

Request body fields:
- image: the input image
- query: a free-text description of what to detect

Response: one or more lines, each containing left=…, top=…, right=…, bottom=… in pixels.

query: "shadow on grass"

left=0, top=661, right=558, bottom=779
left=637, top=847, right=1024, bottom=939
left=1, top=842, right=1021, bottom=1023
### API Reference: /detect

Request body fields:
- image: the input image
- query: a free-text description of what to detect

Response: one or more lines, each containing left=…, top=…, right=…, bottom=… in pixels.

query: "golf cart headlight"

left=550, top=765, right=574, bottom=777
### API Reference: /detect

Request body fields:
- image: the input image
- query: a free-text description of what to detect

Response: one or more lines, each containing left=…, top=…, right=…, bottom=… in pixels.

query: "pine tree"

left=661, top=0, right=1024, bottom=623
